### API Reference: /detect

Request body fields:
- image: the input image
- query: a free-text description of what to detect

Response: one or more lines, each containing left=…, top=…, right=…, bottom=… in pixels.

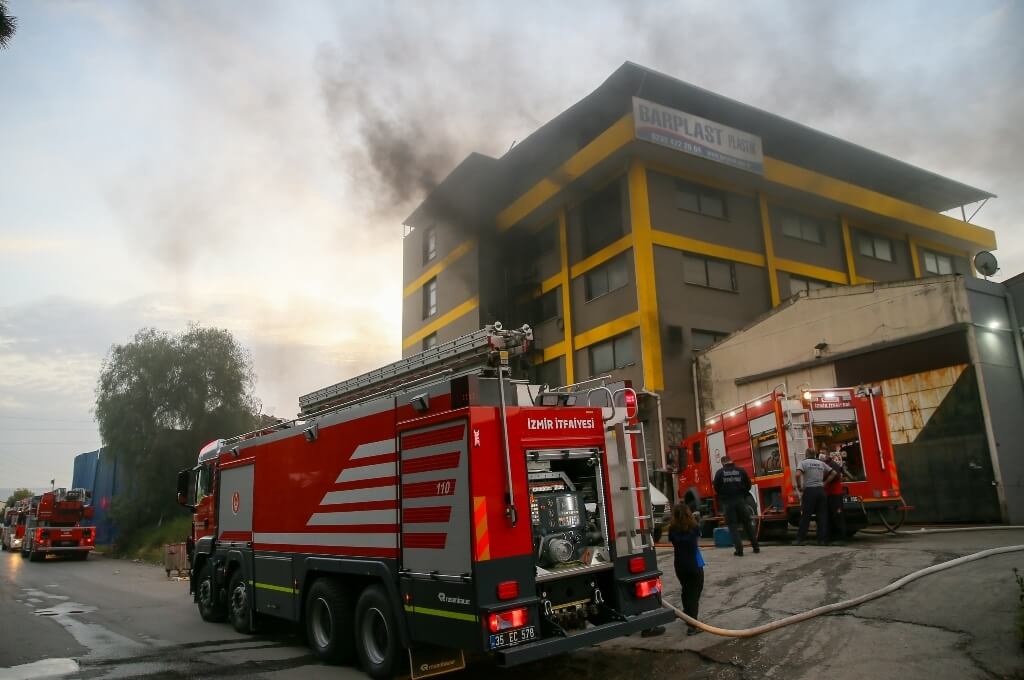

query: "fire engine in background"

left=176, top=324, right=672, bottom=679
left=19, top=488, right=96, bottom=562
left=677, top=386, right=904, bottom=539
left=1, top=501, right=28, bottom=552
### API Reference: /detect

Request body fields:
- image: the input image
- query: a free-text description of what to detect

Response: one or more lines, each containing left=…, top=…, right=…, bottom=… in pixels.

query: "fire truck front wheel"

left=196, top=561, right=227, bottom=622
left=304, top=578, right=355, bottom=664
left=354, top=585, right=402, bottom=680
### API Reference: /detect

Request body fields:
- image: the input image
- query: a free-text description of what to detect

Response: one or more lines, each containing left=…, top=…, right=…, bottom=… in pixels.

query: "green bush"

left=113, top=515, right=192, bottom=564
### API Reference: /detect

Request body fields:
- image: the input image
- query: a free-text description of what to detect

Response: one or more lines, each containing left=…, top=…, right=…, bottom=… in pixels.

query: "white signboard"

left=633, top=97, right=764, bottom=175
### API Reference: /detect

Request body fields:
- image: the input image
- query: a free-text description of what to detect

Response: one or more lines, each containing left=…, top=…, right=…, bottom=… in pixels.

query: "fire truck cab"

left=1, top=504, right=26, bottom=551
left=20, top=489, right=96, bottom=562
left=677, top=386, right=903, bottom=538
left=176, top=324, right=672, bottom=679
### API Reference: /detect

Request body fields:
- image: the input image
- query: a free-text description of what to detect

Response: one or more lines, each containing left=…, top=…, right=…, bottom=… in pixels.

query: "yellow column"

left=557, top=208, right=575, bottom=385
left=840, top=215, right=857, bottom=285
left=627, top=160, right=664, bottom=391
left=758, top=194, right=781, bottom=306
left=908, top=236, right=922, bottom=278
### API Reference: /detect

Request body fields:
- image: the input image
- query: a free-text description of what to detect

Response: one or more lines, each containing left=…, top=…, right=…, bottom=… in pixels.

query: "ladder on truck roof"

left=298, top=323, right=534, bottom=416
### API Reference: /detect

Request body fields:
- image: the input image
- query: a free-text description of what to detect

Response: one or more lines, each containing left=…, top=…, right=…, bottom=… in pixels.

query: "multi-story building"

left=401, top=62, right=999, bottom=478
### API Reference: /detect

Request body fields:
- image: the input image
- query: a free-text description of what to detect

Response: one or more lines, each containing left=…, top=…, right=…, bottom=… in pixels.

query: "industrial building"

left=401, top=62, right=1002, bottom=497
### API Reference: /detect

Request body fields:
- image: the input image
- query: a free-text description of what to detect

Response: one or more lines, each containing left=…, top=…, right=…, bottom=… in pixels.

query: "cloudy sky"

left=1, top=0, right=1020, bottom=488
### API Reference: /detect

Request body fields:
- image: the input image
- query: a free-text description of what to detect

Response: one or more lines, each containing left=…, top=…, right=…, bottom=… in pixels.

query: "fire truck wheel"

left=354, top=585, right=401, bottom=680
left=304, top=578, right=355, bottom=664
left=227, top=570, right=254, bottom=634
left=196, top=561, right=227, bottom=622
left=29, top=546, right=44, bottom=562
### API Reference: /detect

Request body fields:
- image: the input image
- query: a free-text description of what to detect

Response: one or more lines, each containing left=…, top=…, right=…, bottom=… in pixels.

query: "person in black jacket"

left=713, top=456, right=760, bottom=556
left=668, top=503, right=705, bottom=636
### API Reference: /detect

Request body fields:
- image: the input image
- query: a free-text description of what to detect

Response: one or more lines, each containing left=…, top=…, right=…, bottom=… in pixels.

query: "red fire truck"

left=1, top=502, right=27, bottom=551
left=20, top=488, right=96, bottom=562
left=677, top=386, right=903, bottom=539
left=176, top=324, right=672, bottom=679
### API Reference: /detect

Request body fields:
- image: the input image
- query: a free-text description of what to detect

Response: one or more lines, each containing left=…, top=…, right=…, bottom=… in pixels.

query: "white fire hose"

left=662, top=526, right=1024, bottom=637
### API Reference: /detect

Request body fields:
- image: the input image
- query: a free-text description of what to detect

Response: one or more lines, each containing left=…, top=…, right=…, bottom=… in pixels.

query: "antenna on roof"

left=507, top=140, right=517, bottom=152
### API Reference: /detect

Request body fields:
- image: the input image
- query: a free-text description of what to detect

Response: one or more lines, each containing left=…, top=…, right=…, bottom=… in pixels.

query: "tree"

left=95, top=324, right=260, bottom=542
left=0, top=1, right=16, bottom=50
left=4, top=488, right=33, bottom=507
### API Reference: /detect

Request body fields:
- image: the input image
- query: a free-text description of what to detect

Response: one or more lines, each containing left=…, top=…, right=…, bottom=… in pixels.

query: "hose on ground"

left=662, top=543, right=1024, bottom=637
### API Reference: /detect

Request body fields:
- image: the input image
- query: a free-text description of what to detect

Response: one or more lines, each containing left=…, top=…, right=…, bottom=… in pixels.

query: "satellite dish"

left=974, top=251, right=999, bottom=278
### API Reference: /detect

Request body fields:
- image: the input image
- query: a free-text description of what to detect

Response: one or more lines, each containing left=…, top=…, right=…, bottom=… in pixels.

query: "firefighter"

left=713, top=456, right=760, bottom=556
left=793, top=448, right=837, bottom=546
left=824, top=450, right=848, bottom=545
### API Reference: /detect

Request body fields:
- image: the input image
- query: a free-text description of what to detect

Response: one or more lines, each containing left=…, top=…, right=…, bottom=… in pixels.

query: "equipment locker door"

left=399, top=419, right=471, bottom=575
left=218, top=463, right=254, bottom=544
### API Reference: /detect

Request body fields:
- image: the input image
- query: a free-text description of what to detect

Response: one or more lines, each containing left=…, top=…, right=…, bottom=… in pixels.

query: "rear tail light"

left=787, top=494, right=799, bottom=505
left=880, top=489, right=899, bottom=498
left=38, top=529, right=48, bottom=540
left=634, top=577, right=662, bottom=599
left=628, top=556, right=646, bottom=574
left=497, top=580, right=519, bottom=601
left=488, top=607, right=528, bottom=633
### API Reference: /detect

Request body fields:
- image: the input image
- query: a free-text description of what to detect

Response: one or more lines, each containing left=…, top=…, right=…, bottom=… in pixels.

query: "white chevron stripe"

left=254, top=532, right=396, bottom=549
left=307, top=509, right=398, bottom=526
left=320, top=486, right=397, bottom=505
left=351, top=439, right=395, bottom=460
left=336, top=462, right=396, bottom=483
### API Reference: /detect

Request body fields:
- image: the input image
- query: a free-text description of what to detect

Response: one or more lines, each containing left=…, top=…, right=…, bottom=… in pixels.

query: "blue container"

left=713, top=527, right=733, bottom=548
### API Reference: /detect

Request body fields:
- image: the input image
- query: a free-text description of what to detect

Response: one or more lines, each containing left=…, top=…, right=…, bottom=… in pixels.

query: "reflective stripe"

left=320, top=486, right=397, bottom=505
left=252, top=581, right=296, bottom=594
left=351, top=440, right=395, bottom=461
left=403, top=605, right=477, bottom=622
left=336, top=462, right=397, bottom=483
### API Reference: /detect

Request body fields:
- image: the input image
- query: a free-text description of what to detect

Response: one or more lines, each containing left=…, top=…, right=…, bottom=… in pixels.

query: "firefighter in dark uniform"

left=713, top=456, right=760, bottom=556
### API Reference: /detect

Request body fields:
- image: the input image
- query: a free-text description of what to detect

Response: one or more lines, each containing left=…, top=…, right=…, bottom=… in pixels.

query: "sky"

left=1, top=0, right=1021, bottom=489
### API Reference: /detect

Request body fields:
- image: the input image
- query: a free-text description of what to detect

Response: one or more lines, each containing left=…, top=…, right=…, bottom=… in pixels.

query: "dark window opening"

left=780, top=212, right=824, bottom=244
left=589, top=332, right=635, bottom=374
left=584, top=255, right=629, bottom=301
left=582, top=181, right=623, bottom=256
left=683, top=254, right=737, bottom=292
left=675, top=180, right=727, bottom=219
left=423, top=227, right=437, bottom=264
left=422, top=278, right=437, bottom=318
left=858, top=234, right=893, bottom=262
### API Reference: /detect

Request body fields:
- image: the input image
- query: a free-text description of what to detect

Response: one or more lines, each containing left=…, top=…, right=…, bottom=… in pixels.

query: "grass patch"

left=113, top=515, right=192, bottom=564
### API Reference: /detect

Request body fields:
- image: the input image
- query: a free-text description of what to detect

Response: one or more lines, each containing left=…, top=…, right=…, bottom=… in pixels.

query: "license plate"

left=489, top=625, right=536, bottom=650
left=844, top=496, right=862, bottom=503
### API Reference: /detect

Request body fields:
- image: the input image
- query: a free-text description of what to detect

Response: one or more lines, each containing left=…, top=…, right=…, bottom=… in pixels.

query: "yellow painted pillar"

left=558, top=208, right=575, bottom=385
left=627, top=160, right=664, bottom=391
left=840, top=216, right=857, bottom=285
left=758, top=194, right=781, bottom=306
left=908, top=236, right=922, bottom=278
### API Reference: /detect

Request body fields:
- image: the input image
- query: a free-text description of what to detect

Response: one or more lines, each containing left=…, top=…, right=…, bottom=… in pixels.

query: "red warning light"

left=624, top=390, right=638, bottom=419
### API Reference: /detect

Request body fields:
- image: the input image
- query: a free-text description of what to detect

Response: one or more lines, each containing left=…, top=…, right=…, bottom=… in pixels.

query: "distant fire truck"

left=19, top=489, right=96, bottom=561
left=176, top=324, right=672, bottom=679
left=677, top=386, right=903, bottom=538
left=1, top=501, right=28, bottom=551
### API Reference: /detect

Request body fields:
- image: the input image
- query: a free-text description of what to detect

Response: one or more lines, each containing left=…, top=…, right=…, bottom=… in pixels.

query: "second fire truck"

left=1, top=501, right=28, bottom=552
left=176, top=324, right=673, bottom=679
left=677, top=386, right=905, bottom=538
left=19, top=488, right=96, bottom=562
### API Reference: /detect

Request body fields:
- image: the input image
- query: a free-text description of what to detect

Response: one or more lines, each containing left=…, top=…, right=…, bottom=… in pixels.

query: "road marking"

left=0, top=658, right=79, bottom=679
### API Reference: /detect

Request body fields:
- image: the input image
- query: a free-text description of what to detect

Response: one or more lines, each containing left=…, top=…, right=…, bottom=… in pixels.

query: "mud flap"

left=408, top=645, right=466, bottom=679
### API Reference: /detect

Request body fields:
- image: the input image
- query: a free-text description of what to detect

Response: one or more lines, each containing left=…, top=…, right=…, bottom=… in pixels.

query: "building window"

left=589, top=332, right=635, bottom=374
left=675, top=180, right=727, bottom=219
left=780, top=212, right=824, bottom=244
left=584, top=255, right=629, bottom=301
left=582, top=181, right=623, bottom=256
left=683, top=253, right=737, bottom=292
left=422, top=278, right=437, bottom=318
left=858, top=234, right=892, bottom=262
left=691, top=329, right=728, bottom=352
left=422, top=333, right=437, bottom=351
left=534, top=287, right=559, bottom=323
left=788, top=276, right=830, bottom=298
left=534, top=358, right=563, bottom=388
left=422, top=227, right=437, bottom=264
left=923, top=250, right=953, bottom=275
left=534, top=222, right=558, bottom=257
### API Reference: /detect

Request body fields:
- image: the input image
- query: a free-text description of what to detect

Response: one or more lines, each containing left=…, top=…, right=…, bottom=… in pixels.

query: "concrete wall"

left=697, top=277, right=970, bottom=413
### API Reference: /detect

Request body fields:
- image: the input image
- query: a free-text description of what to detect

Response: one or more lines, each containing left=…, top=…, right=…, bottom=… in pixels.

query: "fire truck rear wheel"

left=355, top=585, right=401, bottom=680
left=196, top=561, right=227, bottom=622
left=227, top=570, right=254, bottom=634
left=29, top=547, right=44, bottom=562
left=304, top=578, right=355, bottom=664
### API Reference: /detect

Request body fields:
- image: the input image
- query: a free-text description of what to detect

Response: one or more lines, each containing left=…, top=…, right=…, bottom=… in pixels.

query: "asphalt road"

left=0, top=529, right=1021, bottom=680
